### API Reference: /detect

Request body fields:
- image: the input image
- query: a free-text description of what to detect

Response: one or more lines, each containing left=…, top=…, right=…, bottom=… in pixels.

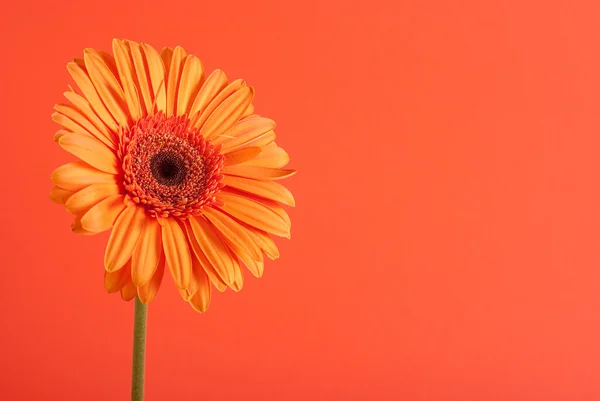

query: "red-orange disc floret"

left=120, top=113, right=225, bottom=219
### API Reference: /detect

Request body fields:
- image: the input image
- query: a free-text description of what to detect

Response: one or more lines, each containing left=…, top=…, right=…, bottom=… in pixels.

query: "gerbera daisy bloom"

left=50, top=39, right=295, bottom=313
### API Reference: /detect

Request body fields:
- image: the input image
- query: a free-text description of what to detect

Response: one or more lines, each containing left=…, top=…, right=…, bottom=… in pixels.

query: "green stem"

left=131, top=296, right=148, bottom=401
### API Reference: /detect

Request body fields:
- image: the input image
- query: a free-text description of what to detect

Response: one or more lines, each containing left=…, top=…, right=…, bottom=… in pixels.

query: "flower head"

left=50, top=39, right=295, bottom=312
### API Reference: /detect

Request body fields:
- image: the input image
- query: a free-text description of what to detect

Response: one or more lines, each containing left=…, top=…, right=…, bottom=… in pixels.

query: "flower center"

left=120, top=113, right=225, bottom=219
left=150, top=150, right=187, bottom=186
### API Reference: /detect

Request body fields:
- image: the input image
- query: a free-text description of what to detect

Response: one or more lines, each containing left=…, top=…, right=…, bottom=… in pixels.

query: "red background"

left=1, top=0, right=600, bottom=400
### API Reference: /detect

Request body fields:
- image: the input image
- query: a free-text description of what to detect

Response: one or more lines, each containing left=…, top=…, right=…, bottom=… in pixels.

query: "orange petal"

left=239, top=130, right=276, bottom=150
left=138, top=252, right=165, bottom=304
left=241, top=103, right=254, bottom=119
left=129, top=41, right=153, bottom=114
left=207, top=212, right=264, bottom=279
left=221, top=175, right=295, bottom=207
left=216, top=191, right=290, bottom=238
left=80, top=194, right=126, bottom=233
left=216, top=116, right=276, bottom=150
left=65, top=183, right=120, bottom=215
left=58, top=132, right=119, bottom=174
left=121, top=281, right=137, bottom=301
left=71, top=216, right=95, bottom=235
left=161, top=218, right=192, bottom=289
left=54, top=103, right=116, bottom=150
left=230, top=264, right=243, bottom=292
left=67, top=61, right=118, bottom=132
left=188, top=267, right=212, bottom=313
left=203, top=207, right=262, bottom=261
left=105, top=260, right=132, bottom=293
left=63, top=91, right=117, bottom=148
left=221, top=165, right=296, bottom=181
left=223, top=147, right=262, bottom=166
left=160, top=47, right=173, bottom=77
left=193, top=79, right=245, bottom=131
left=179, top=251, right=217, bottom=301
left=53, top=129, right=69, bottom=143
left=51, top=112, right=93, bottom=138
left=260, top=198, right=291, bottom=227
left=188, top=70, right=228, bottom=124
left=202, top=87, right=254, bottom=140
left=84, top=52, right=129, bottom=128
left=177, top=55, right=204, bottom=116
left=165, top=46, right=186, bottom=117
left=141, top=43, right=167, bottom=113
left=184, top=223, right=228, bottom=292
left=51, top=161, right=118, bottom=191
left=84, top=48, right=119, bottom=78
left=131, top=218, right=162, bottom=287
left=112, top=39, right=142, bottom=121
left=178, top=257, right=200, bottom=301
left=241, top=143, right=290, bottom=168
left=244, top=256, right=264, bottom=278
left=104, top=206, right=146, bottom=272
left=187, top=216, right=236, bottom=285
left=246, top=227, right=280, bottom=260
left=50, top=186, right=74, bottom=204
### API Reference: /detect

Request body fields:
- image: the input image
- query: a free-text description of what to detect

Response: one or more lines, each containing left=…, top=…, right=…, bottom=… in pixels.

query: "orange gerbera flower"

left=50, top=39, right=295, bottom=312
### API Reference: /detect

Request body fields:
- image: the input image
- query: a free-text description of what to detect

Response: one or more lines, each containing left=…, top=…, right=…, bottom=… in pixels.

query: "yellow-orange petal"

left=112, top=39, right=142, bottom=121
left=260, top=198, right=292, bottom=227
left=141, top=43, right=167, bottom=112
left=188, top=268, right=212, bottom=313
left=50, top=186, right=74, bottom=204
left=131, top=218, right=162, bottom=287
left=54, top=103, right=115, bottom=150
left=244, top=256, right=264, bottom=278
left=209, top=214, right=265, bottom=278
left=177, top=55, right=204, bottom=116
left=121, top=281, right=137, bottom=301
left=84, top=48, right=119, bottom=78
left=58, top=133, right=119, bottom=174
left=203, top=207, right=262, bottom=261
left=221, top=165, right=296, bottom=181
left=193, top=79, right=246, bottom=131
left=202, top=86, right=254, bottom=140
left=64, top=183, right=120, bottom=215
left=223, top=147, right=262, bottom=166
left=129, top=41, right=153, bottom=114
left=104, top=206, right=146, bottom=272
left=53, top=129, right=70, bottom=143
left=63, top=91, right=117, bottom=148
left=80, top=194, right=126, bottom=233
left=51, top=112, right=93, bottom=138
left=246, top=226, right=280, bottom=260
left=230, top=264, right=243, bottom=292
left=67, top=62, right=118, bottom=132
left=184, top=223, right=228, bottom=292
left=178, top=257, right=201, bottom=301
left=216, top=191, right=290, bottom=238
left=104, top=260, right=131, bottom=293
left=216, top=116, right=276, bottom=151
left=161, top=218, right=192, bottom=289
left=187, top=216, right=236, bottom=285
left=165, top=46, right=186, bottom=117
left=138, top=251, right=165, bottom=304
left=188, top=70, right=228, bottom=125
left=71, top=216, right=95, bottom=235
left=241, top=143, right=290, bottom=168
left=51, top=161, right=118, bottom=192
left=84, top=52, right=129, bottom=128
left=241, top=103, right=254, bottom=119
left=160, top=47, right=173, bottom=77
left=221, top=175, right=295, bottom=207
